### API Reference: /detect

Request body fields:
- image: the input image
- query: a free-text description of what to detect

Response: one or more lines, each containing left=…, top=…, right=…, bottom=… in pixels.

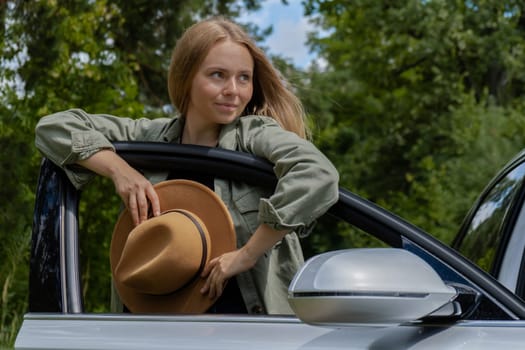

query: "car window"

left=303, top=213, right=386, bottom=258
left=77, top=173, right=387, bottom=314
left=456, top=163, right=525, bottom=273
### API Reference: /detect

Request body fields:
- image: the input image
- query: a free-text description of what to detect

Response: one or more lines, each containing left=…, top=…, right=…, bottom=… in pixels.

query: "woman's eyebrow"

left=203, top=66, right=253, bottom=74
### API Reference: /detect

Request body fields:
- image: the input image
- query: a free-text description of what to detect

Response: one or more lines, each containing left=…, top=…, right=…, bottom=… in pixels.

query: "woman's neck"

left=181, top=119, right=220, bottom=147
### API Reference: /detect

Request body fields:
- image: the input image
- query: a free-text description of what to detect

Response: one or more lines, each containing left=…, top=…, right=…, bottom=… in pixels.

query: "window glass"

left=457, top=164, right=525, bottom=273
left=79, top=179, right=386, bottom=313
left=304, top=214, right=386, bottom=259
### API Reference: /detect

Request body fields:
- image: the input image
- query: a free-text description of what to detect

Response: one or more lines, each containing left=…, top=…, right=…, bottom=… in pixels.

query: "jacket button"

left=251, top=305, right=263, bottom=314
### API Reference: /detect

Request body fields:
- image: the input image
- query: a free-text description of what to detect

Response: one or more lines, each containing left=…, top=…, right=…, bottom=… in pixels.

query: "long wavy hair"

left=168, top=17, right=308, bottom=139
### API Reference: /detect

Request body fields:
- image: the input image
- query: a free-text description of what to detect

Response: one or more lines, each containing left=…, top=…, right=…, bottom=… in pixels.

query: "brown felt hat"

left=110, top=179, right=236, bottom=314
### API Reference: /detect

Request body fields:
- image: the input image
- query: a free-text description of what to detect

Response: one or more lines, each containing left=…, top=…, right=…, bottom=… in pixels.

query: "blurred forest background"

left=2, top=0, right=525, bottom=347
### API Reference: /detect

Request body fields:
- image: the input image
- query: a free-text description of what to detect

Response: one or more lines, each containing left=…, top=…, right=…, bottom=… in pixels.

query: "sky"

left=240, top=0, right=317, bottom=68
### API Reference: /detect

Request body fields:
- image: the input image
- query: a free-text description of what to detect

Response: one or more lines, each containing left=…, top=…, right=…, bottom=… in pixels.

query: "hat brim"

left=110, top=179, right=236, bottom=313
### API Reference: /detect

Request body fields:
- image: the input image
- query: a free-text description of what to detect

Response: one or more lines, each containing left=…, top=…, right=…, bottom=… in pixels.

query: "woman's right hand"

left=78, top=149, right=161, bottom=225
left=110, top=165, right=161, bottom=226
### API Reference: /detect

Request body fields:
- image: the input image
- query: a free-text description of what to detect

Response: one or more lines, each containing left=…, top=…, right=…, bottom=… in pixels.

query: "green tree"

left=0, top=0, right=270, bottom=346
left=301, top=0, right=525, bottom=244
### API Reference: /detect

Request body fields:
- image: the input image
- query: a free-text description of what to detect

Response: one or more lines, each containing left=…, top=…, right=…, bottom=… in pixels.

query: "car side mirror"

left=288, top=248, right=457, bottom=326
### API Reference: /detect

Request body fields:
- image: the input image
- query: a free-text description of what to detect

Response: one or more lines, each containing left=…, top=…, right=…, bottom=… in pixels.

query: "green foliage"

left=0, top=227, right=29, bottom=347
left=0, top=0, right=270, bottom=346
left=300, top=0, right=525, bottom=249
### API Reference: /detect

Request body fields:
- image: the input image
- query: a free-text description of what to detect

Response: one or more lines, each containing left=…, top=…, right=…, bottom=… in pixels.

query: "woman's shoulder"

left=236, top=114, right=281, bottom=129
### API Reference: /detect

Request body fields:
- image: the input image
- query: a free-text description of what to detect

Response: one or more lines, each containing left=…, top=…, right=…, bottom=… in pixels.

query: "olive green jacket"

left=35, top=109, right=340, bottom=315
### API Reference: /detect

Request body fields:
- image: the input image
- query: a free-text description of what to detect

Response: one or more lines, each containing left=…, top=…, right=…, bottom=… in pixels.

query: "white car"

left=15, top=143, right=525, bottom=349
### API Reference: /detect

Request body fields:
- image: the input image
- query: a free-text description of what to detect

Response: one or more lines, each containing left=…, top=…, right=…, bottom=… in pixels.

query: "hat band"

left=160, top=209, right=208, bottom=295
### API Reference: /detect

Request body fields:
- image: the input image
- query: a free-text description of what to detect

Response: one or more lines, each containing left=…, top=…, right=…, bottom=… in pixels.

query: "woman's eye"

left=239, top=74, right=251, bottom=82
left=211, top=71, right=223, bottom=79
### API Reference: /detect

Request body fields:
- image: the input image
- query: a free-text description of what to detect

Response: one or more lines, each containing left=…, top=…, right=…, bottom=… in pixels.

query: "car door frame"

left=29, top=142, right=525, bottom=320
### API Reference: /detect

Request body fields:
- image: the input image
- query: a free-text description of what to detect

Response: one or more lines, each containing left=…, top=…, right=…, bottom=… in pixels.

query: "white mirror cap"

left=288, top=248, right=458, bottom=325
left=290, top=248, right=454, bottom=294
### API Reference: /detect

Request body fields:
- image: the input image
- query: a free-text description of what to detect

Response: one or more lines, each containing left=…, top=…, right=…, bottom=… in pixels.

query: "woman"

left=35, top=17, right=339, bottom=315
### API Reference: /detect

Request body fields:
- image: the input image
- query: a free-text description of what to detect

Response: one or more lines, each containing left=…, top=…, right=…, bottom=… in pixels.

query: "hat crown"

left=110, top=179, right=236, bottom=313
left=114, top=210, right=210, bottom=295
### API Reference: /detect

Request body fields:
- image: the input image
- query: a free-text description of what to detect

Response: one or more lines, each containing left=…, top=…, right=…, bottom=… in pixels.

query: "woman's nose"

left=222, top=78, right=238, bottom=95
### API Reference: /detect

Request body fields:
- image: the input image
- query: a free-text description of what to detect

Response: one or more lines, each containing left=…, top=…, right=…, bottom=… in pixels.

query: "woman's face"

left=187, top=40, right=254, bottom=127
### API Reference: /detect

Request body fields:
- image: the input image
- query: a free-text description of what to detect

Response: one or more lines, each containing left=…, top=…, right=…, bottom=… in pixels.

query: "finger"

left=211, top=275, right=226, bottom=300
left=200, top=262, right=216, bottom=294
left=207, top=273, right=216, bottom=299
left=205, top=266, right=219, bottom=299
left=200, top=277, right=210, bottom=295
left=136, top=190, right=149, bottom=224
left=201, top=265, right=211, bottom=279
left=214, top=279, right=225, bottom=299
left=208, top=267, right=225, bottom=300
left=201, top=257, right=218, bottom=278
left=128, top=194, right=140, bottom=226
left=146, top=186, right=161, bottom=217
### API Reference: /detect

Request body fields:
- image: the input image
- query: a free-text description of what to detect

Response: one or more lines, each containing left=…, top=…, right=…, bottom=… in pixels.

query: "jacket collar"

left=161, top=116, right=184, bottom=143
left=218, top=118, right=239, bottom=150
left=163, top=116, right=239, bottom=151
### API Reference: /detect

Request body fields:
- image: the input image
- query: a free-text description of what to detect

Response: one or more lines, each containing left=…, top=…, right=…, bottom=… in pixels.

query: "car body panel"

left=15, top=314, right=525, bottom=350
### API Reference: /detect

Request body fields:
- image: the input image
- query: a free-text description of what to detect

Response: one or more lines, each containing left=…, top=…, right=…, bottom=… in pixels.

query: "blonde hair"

left=168, top=17, right=308, bottom=139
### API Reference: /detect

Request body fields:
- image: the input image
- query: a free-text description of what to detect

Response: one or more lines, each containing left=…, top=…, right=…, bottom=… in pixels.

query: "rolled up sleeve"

left=35, top=108, right=171, bottom=188
left=238, top=116, right=339, bottom=236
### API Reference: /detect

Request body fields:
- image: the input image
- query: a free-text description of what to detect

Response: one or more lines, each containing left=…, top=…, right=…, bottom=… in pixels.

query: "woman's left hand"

left=200, top=223, right=289, bottom=300
left=200, top=248, right=257, bottom=299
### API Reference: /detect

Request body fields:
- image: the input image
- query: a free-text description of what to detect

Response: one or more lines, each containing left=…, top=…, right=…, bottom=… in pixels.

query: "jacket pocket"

left=233, top=184, right=264, bottom=234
